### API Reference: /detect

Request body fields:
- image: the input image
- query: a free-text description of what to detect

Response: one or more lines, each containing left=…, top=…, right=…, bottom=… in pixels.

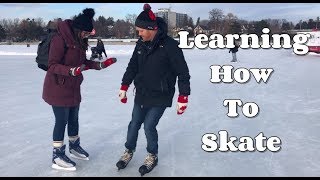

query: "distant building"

left=155, top=8, right=188, bottom=28
left=193, top=24, right=212, bottom=36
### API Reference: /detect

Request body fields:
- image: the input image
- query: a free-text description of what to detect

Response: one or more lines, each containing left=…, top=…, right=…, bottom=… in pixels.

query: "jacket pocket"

left=57, top=75, right=66, bottom=85
left=56, top=75, right=75, bottom=89
left=134, top=74, right=143, bottom=87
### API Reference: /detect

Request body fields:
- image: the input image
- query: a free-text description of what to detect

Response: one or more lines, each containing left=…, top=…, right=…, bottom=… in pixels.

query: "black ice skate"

left=138, top=153, right=158, bottom=176
left=52, top=144, right=76, bottom=171
left=116, top=149, right=134, bottom=170
left=69, top=137, right=89, bottom=161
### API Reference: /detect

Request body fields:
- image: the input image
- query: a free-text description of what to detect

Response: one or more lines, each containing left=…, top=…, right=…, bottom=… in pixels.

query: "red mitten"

left=119, top=85, right=129, bottom=103
left=177, top=95, right=188, bottom=115
left=101, top=58, right=117, bottom=68
left=83, top=65, right=90, bottom=71
left=70, top=64, right=87, bottom=76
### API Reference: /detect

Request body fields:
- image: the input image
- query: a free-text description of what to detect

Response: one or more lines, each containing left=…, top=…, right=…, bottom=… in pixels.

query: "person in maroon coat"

left=42, top=8, right=117, bottom=171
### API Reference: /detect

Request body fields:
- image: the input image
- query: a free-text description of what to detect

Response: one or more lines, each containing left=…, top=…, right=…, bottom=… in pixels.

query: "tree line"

left=0, top=8, right=319, bottom=42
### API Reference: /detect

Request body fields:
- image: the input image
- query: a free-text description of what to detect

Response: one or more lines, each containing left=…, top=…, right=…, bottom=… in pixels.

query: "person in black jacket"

left=96, top=38, right=107, bottom=59
left=115, top=4, right=191, bottom=176
left=229, top=41, right=240, bottom=62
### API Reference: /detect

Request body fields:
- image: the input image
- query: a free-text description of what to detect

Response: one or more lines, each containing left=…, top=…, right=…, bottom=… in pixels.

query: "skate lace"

left=74, top=145, right=87, bottom=155
left=61, top=154, right=74, bottom=164
left=144, top=154, right=157, bottom=169
left=121, top=150, right=133, bottom=163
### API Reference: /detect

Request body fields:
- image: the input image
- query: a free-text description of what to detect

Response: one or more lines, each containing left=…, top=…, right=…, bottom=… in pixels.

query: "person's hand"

left=69, top=64, right=87, bottom=76
left=177, top=95, right=188, bottom=115
left=100, top=58, right=117, bottom=69
left=119, top=85, right=129, bottom=103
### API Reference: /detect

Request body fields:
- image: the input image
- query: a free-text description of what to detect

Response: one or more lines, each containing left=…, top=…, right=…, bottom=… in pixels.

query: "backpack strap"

left=54, top=32, right=68, bottom=65
left=52, top=32, right=69, bottom=85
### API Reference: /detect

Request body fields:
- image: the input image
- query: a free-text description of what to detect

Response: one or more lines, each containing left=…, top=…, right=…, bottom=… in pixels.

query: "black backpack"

left=35, top=30, right=66, bottom=71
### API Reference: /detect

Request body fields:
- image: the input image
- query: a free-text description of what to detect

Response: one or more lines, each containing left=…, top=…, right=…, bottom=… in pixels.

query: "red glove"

left=100, top=58, right=117, bottom=68
left=119, top=85, right=129, bottom=103
left=83, top=65, right=90, bottom=70
left=70, top=64, right=87, bottom=76
left=177, top=95, right=188, bottom=115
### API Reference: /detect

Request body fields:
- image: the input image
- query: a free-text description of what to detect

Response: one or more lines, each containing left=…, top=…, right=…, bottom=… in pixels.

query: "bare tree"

left=209, top=8, right=224, bottom=32
left=225, top=13, right=237, bottom=22
left=125, top=14, right=137, bottom=25
left=265, top=18, right=281, bottom=34
left=222, top=13, right=238, bottom=34
left=112, top=19, right=131, bottom=39
left=94, top=16, right=112, bottom=38
left=125, top=14, right=137, bottom=38
left=0, top=18, right=20, bottom=41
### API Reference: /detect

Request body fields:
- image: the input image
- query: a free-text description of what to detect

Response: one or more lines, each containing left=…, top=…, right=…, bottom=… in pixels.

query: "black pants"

left=52, top=105, right=80, bottom=141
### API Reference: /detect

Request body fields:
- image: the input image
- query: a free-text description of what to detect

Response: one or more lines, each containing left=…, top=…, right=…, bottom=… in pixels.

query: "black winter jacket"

left=96, top=41, right=107, bottom=57
left=121, top=17, right=191, bottom=107
left=229, top=45, right=239, bottom=53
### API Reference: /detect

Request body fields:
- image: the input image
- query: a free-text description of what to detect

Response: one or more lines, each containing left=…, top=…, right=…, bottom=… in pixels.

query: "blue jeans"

left=232, top=53, right=237, bottom=62
left=125, top=103, right=166, bottom=155
left=52, top=105, right=80, bottom=141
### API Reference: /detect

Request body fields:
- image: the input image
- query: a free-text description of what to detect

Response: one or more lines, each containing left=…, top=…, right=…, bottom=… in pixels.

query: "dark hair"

left=72, top=27, right=89, bottom=50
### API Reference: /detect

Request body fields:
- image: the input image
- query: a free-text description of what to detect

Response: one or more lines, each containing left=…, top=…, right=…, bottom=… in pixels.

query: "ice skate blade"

left=51, top=164, right=76, bottom=171
left=70, top=153, right=89, bottom=161
left=117, top=167, right=124, bottom=171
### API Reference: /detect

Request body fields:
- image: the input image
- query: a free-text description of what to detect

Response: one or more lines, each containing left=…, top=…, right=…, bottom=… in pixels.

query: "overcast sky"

left=1, top=3, right=320, bottom=24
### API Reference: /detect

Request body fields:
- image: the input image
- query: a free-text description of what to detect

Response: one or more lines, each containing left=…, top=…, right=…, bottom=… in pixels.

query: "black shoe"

left=138, top=153, right=158, bottom=176
left=69, top=138, right=89, bottom=160
left=52, top=145, right=76, bottom=171
left=116, top=149, right=134, bottom=170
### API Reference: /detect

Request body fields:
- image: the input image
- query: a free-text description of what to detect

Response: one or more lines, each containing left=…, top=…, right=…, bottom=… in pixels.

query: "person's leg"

left=52, top=106, right=69, bottom=144
left=232, top=53, right=237, bottom=62
left=125, top=103, right=147, bottom=151
left=138, top=106, right=165, bottom=176
left=116, top=103, right=146, bottom=170
left=67, top=105, right=89, bottom=160
left=67, top=105, right=79, bottom=138
left=51, top=106, right=76, bottom=170
left=143, top=106, right=166, bottom=155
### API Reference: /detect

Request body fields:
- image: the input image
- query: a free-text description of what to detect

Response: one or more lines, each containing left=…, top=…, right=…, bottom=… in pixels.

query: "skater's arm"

left=167, top=41, right=191, bottom=96
left=121, top=46, right=139, bottom=86
left=83, top=59, right=109, bottom=70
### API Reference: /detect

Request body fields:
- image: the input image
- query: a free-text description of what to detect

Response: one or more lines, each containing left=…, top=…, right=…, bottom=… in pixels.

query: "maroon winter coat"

left=42, top=19, right=101, bottom=107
